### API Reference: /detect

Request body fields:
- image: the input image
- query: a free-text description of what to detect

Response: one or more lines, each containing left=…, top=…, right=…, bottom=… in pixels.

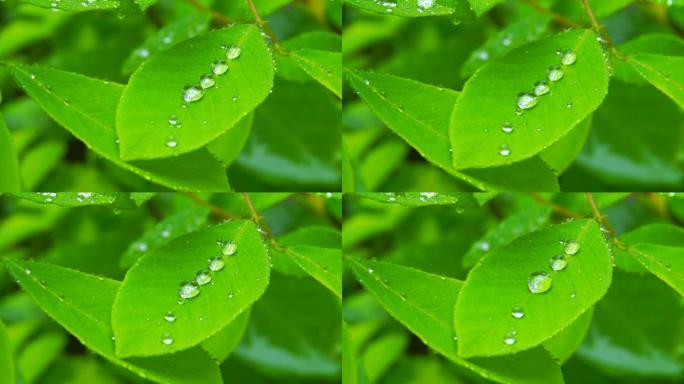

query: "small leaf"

left=4, top=259, right=222, bottom=384
left=117, top=25, right=274, bottom=160
left=290, top=49, right=341, bottom=97
left=628, top=53, right=684, bottom=108
left=539, top=115, right=592, bottom=175
left=342, top=0, right=502, bottom=19
left=342, top=321, right=359, bottom=384
left=0, top=112, right=21, bottom=192
left=0, top=318, right=13, bottom=384
left=357, top=192, right=479, bottom=207
left=201, top=310, right=250, bottom=362
left=9, top=63, right=230, bottom=191
left=455, top=219, right=612, bottom=357
left=542, top=308, right=592, bottom=363
left=450, top=29, right=609, bottom=169
left=135, top=0, right=157, bottom=11
left=613, top=33, right=684, bottom=85
left=17, top=330, right=67, bottom=384
left=630, top=243, right=684, bottom=296
left=614, top=222, right=684, bottom=274
left=283, top=245, right=342, bottom=299
left=206, top=112, right=253, bottom=166
left=347, top=258, right=563, bottom=384
left=19, top=0, right=121, bottom=11
left=112, top=220, right=270, bottom=357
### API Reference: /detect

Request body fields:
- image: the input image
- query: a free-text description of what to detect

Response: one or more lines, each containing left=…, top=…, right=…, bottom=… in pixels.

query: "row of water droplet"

left=163, top=43, right=242, bottom=149
left=503, top=239, right=580, bottom=346
left=162, top=240, right=238, bottom=346
left=373, top=0, right=436, bottom=14
left=497, top=50, right=577, bottom=158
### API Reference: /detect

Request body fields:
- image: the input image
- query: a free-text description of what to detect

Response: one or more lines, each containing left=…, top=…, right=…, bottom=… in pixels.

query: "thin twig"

left=246, top=0, right=279, bottom=43
left=519, top=0, right=582, bottom=29
left=529, top=193, right=583, bottom=219
left=580, top=0, right=625, bottom=59
left=184, top=192, right=238, bottom=220
left=240, top=193, right=286, bottom=251
left=182, top=0, right=232, bottom=26
left=585, top=193, right=626, bottom=252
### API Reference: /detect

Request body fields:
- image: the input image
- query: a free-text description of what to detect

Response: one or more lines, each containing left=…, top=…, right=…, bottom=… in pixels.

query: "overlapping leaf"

left=0, top=112, right=20, bottom=192
left=0, top=318, right=12, bottom=384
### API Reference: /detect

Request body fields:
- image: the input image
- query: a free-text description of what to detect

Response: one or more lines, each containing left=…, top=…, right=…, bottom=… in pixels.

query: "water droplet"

left=570, top=292, right=576, bottom=299
left=195, top=270, right=212, bottom=285
left=503, top=330, right=517, bottom=345
left=135, top=242, right=148, bottom=252
left=561, top=50, right=576, bottom=65
left=232, top=96, right=239, bottom=102
left=566, top=101, right=573, bottom=109
left=477, top=50, right=489, bottom=61
left=199, top=74, right=215, bottom=89
left=162, top=333, right=174, bottom=345
left=502, top=35, right=512, bottom=47
left=164, top=312, right=176, bottom=322
left=550, top=255, right=567, bottom=271
left=368, top=267, right=374, bottom=274
left=212, top=60, right=229, bottom=75
left=208, top=256, right=225, bottom=272
left=564, top=240, right=580, bottom=255
left=547, top=66, right=564, bottom=82
left=477, top=241, right=491, bottom=251
left=138, top=48, right=150, bottom=58
left=501, top=123, right=513, bottom=133
left=417, top=0, right=434, bottom=9
left=511, top=306, right=525, bottom=319
left=182, top=85, right=204, bottom=103
left=528, top=272, right=552, bottom=293
left=168, top=115, right=180, bottom=127
left=533, top=81, right=549, bottom=96
left=228, top=292, right=234, bottom=299
left=226, top=46, right=241, bottom=60
left=516, top=93, right=538, bottom=110
left=165, top=137, right=178, bottom=148
left=498, top=144, right=511, bottom=157
left=222, top=241, right=237, bottom=256
left=179, top=281, right=200, bottom=299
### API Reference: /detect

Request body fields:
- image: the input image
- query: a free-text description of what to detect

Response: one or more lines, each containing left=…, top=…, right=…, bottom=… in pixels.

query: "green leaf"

left=9, top=192, right=123, bottom=207
left=116, top=25, right=274, bottom=160
left=455, top=219, right=612, bottom=357
left=279, top=31, right=341, bottom=83
left=135, top=0, right=157, bottom=10
left=615, top=222, right=684, bottom=274
left=461, top=14, right=550, bottom=78
left=122, top=13, right=211, bottom=74
left=345, top=69, right=559, bottom=191
left=19, top=0, right=121, bottom=11
left=206, top=112, right=253, bottom=166
left=342, top=321, right=359, bottom=384
left=290, top=49, right=341, bottom=98
left=119, top=204, right=210, bottom=268
left=9, top=63, right=230, bottom=191
left=0, top=318, right=13, bottom=384
left=361, top=330, right=409, bottom=382
left=357, top=192, right=479, bottom=207
left=539, top=115, right=592, bottom=175
left=542, top=308, right=592, bottom=363
left=630, top=243, right=684, bottom=296
left=200, top=310, right=249, bottom=362
left=0, top=112, right=21, bottom=192
left=17, top=330, right=67, bottom=384
left=347, top=258, right=563, bottom=384
left=112, top=220, right=270, bottom=358
left=4, top=259, right=222, bottom=384
left=450, top=29, right=609, bottom=169
left=628, top=54, right=684, bottom=108
left=19, top=140, right=66, bottom=190
left=283, top=245, right=342, bottom=299
left=342, top=0, right=503, bottom=18
left=613, top=34, right=684, bottom=85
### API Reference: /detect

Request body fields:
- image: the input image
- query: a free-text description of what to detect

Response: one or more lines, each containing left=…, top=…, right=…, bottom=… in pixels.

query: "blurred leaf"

left=0, top=318, right=13, bottom=384
left=17, top=330, right=67, bottom=384
left=542, top=308, right=592, bottom=363
left=0, top=112, right=20, bottom=191
left=18, top=0, right=121, bottom=12
left=201, top=310, right=250, bottom=363
left=206, top=112, right=253, bottom=166
left=358, top=192, right=478, bottom=207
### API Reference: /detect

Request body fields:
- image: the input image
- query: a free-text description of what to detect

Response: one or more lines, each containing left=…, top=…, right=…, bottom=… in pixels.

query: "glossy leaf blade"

left=455, top=219, right=612, bottom=357
left=630, top=244, right=684, bottom=296
left=291, top=49, right=341, bottom=97
left=4, top=259, right=222, bottom=384
left=112, top=220, right=270, bottom=358
left=0, top=112, right=21, bottom=192
left=450, top=29, right=609, bottom=169
left=358, top=192, right=479, bottom=207
left=628, top=53, right=684, bottom=108
left=9, top=63, right=230, bottom=191
left=284, top=245, right=342, bottom=299
left=347, top=258, right=563, bottom=384
left=542, top=308, right=592, bottom=363
left=117, top=25, right=274, bottom=160
left=200, top=310, right=250, bottom=362
left=20, top=0, right=120, bottom=11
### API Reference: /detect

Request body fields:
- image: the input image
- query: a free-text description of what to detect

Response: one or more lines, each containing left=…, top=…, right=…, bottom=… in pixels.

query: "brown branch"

left=585, top=193, right=626, bottom=253
left=182, top=0, right=232, bottom=26
left=241, top=193, right=286, bottom=252
left=519, top=0, right=582, bottom=29
left=529, top=193, right=583, bottom=219
left=183, top=193, right=238, bottom=220
left=246, top=0, right=279, bottom=43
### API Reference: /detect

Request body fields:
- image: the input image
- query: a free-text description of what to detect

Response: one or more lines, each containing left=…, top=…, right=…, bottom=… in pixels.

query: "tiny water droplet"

left=208, top=256, right=225, bottom=272
left=477, top=241, right=491, bottom=251
left=165, top=137, right=178, bottom=148
left=199, top=74, right=215, bottom=89
left=566, top=101, right=573, bottom=109
left=195, top=270, right=212, bottom=285
left=164, top=312, right=176, bottom=322
left=179, top=281, right=200, bottom=299
left=226, top=46, right=241, bottom=60
left=417, top=0, right=434, bottom=9
left=561, top=50, right=577, bottom=65
left=547, top=66, right=564, bottom=82
left=533, top=81, right=550, bottom=96
left=222, top=241, right=237, bottom=256
left=477, top=50, right=489, bottom=61
left=550, top=255, right=567, bottom=271
left=212, top=60, right=229, bottom=75
left=498, top=144, right=511, bottom=157
left=25, top=268, right=31, bottom=275
left=368, top=267, right=374, bottom=274
left=504, top=330, right=517, bottom=345
left=528, top=272, right=552, bottom=293
left=570, top=292, right=576, bottom=299
left=501, top=123, right=513, bottom=133
left=182, top=85, right=204, bottom=103
left=511, top=306, right=525, bottom=319
left=516, top=93, right=538, bottom=110
left=564, top=240, right=580, bottom=255
left=162, top=333, right=174, bottom=345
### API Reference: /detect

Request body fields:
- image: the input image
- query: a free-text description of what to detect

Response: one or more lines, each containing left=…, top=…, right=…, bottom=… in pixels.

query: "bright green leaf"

left=206, top=112, right=253, bottom=166
left=116, top=25, right=274, bottom=160
left=0, top=318, right=13, bottom=384
left=19, top=0, right=120, bottom=11
left=614, top=34, right=684, bottom=85
left=542, top=308, right=592, bottom=363
left=17, top=330, right=67, bottom=384
left=628, top=53, right=684, bottom=108
left=0, top=112, right=21, bottom=192
left=4, top=259, right=222, bottom=384
left=283, top=245, right=342, bottom=299
left=450, top=29, right=609, bottom=169
left=112, top=220, right=269, bottom=357
left=357, top=192, right=479, bottom=207
left=342, top=0, right=503, bottom=18
left=630, top=243, right=684, bottom=296
left=539, top=115, right=592, bottom=175
left=201, top=310, right=250, bottom=362
left=455, top=219, right=612, bottom=357
left=290, top=49, right=342, bottom=97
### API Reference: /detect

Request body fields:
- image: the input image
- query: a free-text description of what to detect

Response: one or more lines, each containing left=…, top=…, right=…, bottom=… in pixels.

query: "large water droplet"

left=212, top=60, right=229, bottom=75
left=503, top=330, right=517, bottom=345
left=550, top=255, right=567, bottom=271
left=547, top=66, right=564, bottom=82
left=517, top=93, right=538, bottom=110
left=501, top=123, right=513, bottom=133
left=564, top=240, right=580, bottom=255
left=179, top=281, right=200, bottom=299
left=195, top=270, right=212, bottom=285
left=528, top=272, right=552, bottom=293
left=222, top=241, right=237, bottom=256
left=199, top=74, right=215, bottom=89
left=208, top=256, right=225, bottom=272
left=162, top=333, right=174, bottom=345
left=511, top=306, right=525, bottom=319
left=499, top=144, right=511, bottom=157
left=226, top=46, right=241, bottom=60
left=417, top=0, right=434, bottom=9
left=533, top=81, right=550, bottom=96
left=182, top=85, right=204, bottom=103
left=561, top=50, right=577, bottom=65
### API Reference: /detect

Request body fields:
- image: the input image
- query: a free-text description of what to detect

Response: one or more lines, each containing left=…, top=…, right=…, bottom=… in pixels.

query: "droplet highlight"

left=550, top=255, right=567, bottom=271
left=528, top=272, right=552, bottom=294
left=208, top=256, right=225, bottom=272
left=516, top=93, right=538, bottom=110
left=564, top=240, right=580, bottom=255
left=511, top=306, right=525, bottom=319
left=179, top=281, right=200, bottom=299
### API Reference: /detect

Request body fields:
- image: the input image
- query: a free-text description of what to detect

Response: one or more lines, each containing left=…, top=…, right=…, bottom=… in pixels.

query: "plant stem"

left=580, top=0, right=625, bottom=59
left=529, top=193, right=583, bottom=219
left=182, top=0, right=232, bottom=26
left=184, top=192, right=238, bottom=219
left=246, top=0, right=279, bottom=43
left=240, top=193, right=286, bottom=252
left=519, top=0, right=581, bottom=29
left=585, top=193, right=626, bottom=253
